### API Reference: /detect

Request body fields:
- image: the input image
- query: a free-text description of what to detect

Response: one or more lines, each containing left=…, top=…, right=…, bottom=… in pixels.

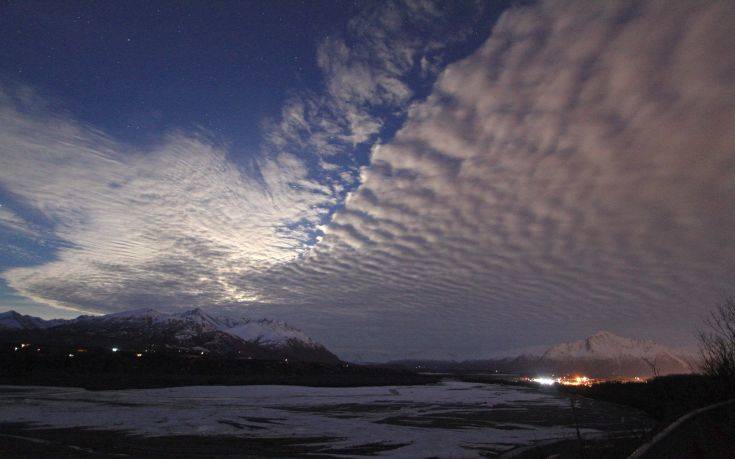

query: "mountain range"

left=387, top=331, right=697, bottom=378
left=537, top=330, right=696, bottom=377
left=0, top=308, right=340, bottom=363
left=2, top=308, right=698, bottom=376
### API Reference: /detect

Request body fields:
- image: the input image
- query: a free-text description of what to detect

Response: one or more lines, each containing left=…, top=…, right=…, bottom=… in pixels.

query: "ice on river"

left=0, top=381, right=648, bottom=457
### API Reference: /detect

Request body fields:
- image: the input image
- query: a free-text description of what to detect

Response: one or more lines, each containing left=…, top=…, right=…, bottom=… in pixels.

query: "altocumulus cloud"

left=1, top=0, right=735, bottom=360
left=244, top=0, right=735, bottom=359
left=0, top=0, right=487, bottom=333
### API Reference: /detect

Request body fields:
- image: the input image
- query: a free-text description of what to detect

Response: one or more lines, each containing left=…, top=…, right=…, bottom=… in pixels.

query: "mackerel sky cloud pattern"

left=1, top=0, right=734, bottom=360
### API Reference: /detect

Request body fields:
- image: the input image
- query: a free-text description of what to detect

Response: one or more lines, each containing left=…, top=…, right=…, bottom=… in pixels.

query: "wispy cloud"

left=0, top=207, right=43, bottom=239
left=1, top=1, right=488, bottom=323
left=0, top=95, right=335, bottom=312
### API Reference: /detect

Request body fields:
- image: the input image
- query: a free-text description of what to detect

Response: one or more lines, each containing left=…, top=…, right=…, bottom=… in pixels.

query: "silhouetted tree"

left=642, top=356, right=659, bottom=377
left=698, top=297, right=735, bottom=385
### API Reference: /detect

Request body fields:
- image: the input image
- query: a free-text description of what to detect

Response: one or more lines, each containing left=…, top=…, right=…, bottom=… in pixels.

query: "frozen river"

left=0, top=381, right=650, bottom=457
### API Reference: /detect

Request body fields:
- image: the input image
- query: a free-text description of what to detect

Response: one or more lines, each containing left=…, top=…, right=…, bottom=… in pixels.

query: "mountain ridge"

left=0, top=310, right=64, bottom=330
left=0, top=308, right=339, bottom=363
left=542, top=330, right=691, bottom=366
left=384, top=331, right=696, bottom=378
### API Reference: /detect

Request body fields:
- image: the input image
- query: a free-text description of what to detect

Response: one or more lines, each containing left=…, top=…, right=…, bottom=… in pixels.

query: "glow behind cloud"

left=0, top=99, right=334, bottom=312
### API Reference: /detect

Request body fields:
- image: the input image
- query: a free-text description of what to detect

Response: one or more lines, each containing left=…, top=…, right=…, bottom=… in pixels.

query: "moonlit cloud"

left=0, top=207, right=42, bottom=239
left=0, top=96, right=334, bottom=312
left=245, top=0, right=735, bottom=358
left=1, top=0, right=734, bottom=360
left=265, top=1, right=487, bottom=187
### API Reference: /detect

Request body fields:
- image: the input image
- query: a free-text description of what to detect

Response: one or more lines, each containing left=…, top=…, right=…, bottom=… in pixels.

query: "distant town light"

left=111, top=347, right=119, bottom=352
left=68, top=353, right=74, bottom=357
left=527, top=375, right=596, bottom=386
left=136, top=353, right=143, bottom=357
left=13, top=347, right=18, bottom=351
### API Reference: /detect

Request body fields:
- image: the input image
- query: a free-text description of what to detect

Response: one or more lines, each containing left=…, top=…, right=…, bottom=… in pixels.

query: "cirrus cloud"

left=0, top=93, right=334, bottom=313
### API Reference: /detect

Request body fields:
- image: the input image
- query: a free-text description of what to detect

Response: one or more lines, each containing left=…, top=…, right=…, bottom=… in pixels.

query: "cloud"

left=0, top=207, right=42, bottom=239
left=265, top=0, right=487, bottom=179
left=243, top=0, right=735, bottom=358
left=0, top=96, right=335, bottom=313
left=0, top=1, right=487, bottom=322
left=1, top=0, right=734, bottom=359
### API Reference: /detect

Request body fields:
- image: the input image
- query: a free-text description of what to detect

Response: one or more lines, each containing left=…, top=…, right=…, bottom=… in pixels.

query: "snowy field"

left=0, top=381, right=649, bottom=457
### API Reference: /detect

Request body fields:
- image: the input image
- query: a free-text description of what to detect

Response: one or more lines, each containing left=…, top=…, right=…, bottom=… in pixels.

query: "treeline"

left=0, top=345, right=440, bottom=389
left=561, top=374, right=734, bottom=423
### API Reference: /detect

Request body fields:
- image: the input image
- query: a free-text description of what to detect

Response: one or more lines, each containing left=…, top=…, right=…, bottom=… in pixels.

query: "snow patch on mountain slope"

left=77, top=308, right=320, bottom=348
left=225, top=319, right=317, bottom=348
left=167, top=308, right=227, bottom=332
left=0, top=310, right=56, bottom=330
left=1, top=307, right=324, bottom=350
left=543, top=331, right=690, bottom=367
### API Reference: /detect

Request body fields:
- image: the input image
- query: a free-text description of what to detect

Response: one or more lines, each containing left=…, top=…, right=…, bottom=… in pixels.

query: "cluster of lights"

left=530, top=375, right=593, bottom=386
left=13, top=343, right=160, bottom=358
left=13, top=343, right=41, bottom=352
left=558, top=375, right=591, bottom=386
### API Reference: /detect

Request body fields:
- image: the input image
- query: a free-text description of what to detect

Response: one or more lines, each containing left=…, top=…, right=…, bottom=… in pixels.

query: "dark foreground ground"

left=520, top=374, right=735, bottom=458
left=0, top=423, right=367, bottom=458
left=559, top=374, right=735, bottom=423
left=0, top=423, right=654, bottom=459
left=2, top=354, right=731, bottom=458
left=0, top=380, right=654, bottom=458
left=0, top=348, right=439, bottom=389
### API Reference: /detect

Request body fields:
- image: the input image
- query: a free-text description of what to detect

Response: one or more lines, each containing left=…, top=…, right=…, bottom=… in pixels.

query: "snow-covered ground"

left=0, top=381, right=647, bottom=457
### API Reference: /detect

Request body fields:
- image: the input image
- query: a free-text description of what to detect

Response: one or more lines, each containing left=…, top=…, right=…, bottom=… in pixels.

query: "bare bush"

left=698, top=298, right=735, bottom=384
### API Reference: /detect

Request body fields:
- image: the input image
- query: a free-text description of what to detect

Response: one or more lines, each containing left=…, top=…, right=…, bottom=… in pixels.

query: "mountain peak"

left=0, top=310, right=55, bottom=330
left=541, top=330, right=694, bottom=376
left=0, top=307, right=339, bottom=363
left=585, top=331, right=627, bottom=347
left=162, top=309, right=226, bottom=336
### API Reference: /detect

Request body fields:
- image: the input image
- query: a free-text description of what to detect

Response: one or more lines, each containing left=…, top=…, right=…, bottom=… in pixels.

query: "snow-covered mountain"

left=0, top=310, right=64, bottom=330
left=94, top=308, right=323, bottom=349
left=385, top=331, right=697, bottom=378
left=543, top=331, right=684, bottom=361
left=539, top=331, right=695, bottom=377
left=0, top=308, right=340, bottom=363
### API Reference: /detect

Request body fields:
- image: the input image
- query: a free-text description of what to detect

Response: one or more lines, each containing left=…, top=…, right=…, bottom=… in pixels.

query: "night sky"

left=1, top=0, right=734, bottom=360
